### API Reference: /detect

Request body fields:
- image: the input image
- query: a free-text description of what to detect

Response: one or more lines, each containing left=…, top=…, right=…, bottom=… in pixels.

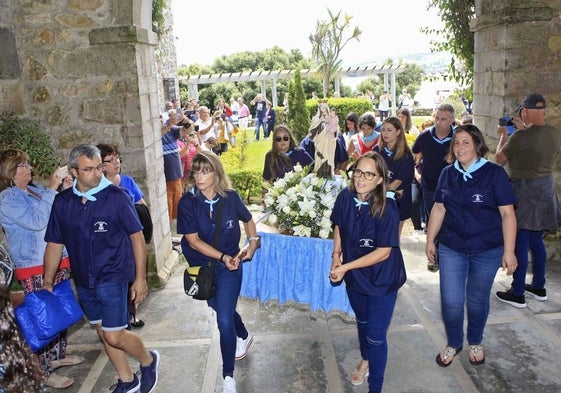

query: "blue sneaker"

left=110, top=374, right=140, bottom=393
left=140, top=350, right=160, bottom=393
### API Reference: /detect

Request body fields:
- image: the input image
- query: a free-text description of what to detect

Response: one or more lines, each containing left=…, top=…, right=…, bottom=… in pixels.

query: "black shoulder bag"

left=184, top=203, right=223, bottom=300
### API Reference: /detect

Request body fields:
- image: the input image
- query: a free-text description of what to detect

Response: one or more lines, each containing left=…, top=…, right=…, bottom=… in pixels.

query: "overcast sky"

left=171, top=0, right=444, bottom=67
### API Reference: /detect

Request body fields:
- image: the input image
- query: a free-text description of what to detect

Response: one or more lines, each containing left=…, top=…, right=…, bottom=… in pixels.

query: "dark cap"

left=517, top=93, right=546, bottom=111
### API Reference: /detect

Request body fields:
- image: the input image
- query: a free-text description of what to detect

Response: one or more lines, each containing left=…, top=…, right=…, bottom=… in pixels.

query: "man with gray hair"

left=43, top=144, right=160, bottom=393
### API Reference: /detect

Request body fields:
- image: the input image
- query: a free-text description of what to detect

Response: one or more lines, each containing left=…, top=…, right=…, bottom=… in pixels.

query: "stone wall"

left=0, top=0, right=180, bottom=284
left=471, top=0, right=561, bottom=187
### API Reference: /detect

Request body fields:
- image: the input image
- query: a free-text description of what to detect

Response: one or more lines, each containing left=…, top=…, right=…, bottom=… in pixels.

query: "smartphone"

left=56, top=165, right=69, bottom=179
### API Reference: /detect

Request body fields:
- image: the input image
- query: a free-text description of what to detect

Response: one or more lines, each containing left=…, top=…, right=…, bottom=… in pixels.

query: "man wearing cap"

left=495, top=93, right=561, bottom=308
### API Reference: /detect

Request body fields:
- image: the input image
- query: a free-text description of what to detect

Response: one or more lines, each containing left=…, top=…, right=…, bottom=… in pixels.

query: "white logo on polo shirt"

left=472, top=194, right=484, bottom=203
left=359, top=238, right=374, bottom=248
left=94, top=221, right=108, bottom=232
left=226, top=220, right=235, bottom=229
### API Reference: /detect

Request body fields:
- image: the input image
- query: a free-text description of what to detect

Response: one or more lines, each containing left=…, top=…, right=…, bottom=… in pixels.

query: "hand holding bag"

left=15, top=280, right=84, bottom=352
left=183, top=203, right=222, bottom=300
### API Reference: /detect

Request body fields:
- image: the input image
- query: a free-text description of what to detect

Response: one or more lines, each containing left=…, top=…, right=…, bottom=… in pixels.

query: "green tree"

left=422, top=0, right=475, bottom=98
left=308, top=8, right=361, bottom=97
left=356, top=60, right=424, bottom=101
left=287, top=68, right=310, bottom=141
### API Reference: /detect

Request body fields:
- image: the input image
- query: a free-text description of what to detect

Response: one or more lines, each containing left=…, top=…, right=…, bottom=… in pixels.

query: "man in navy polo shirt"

left=412, top=103, right=455, bottom=272
left=43, top=144, right=160, bottom=393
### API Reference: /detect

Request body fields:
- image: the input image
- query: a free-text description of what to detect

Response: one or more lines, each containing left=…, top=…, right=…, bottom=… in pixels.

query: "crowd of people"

left=0, top=92, right=559, bottom=393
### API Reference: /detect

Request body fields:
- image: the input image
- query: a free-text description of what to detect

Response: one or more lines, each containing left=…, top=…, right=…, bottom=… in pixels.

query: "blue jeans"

left=207, top=265, right=248, bottom=378
left=422, top=189, right=435, bottom=222
left=76, top=282, right=129, bottom=330
left=347, top=289, right=398, bottom=393
left=438, top=244, right=502, bottom=348
left=511, top=229, right=547, bottom=295
left=254, top=117, right=266, bottom=140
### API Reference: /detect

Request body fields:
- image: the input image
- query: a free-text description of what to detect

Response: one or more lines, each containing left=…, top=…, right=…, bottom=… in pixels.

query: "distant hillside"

left=352, top=51, right=452, bottom=74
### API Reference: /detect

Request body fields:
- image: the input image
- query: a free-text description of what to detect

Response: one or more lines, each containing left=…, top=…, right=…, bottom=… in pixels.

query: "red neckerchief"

left=357, top=134, right=379, bottom=155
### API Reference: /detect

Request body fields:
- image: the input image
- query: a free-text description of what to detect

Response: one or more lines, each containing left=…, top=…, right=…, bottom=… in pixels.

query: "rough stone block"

left=0, top=28, right=21, bottom=79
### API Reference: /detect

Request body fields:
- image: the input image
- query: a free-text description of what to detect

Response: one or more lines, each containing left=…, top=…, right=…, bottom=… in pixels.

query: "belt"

left=239, top=116, right=247, bottom=118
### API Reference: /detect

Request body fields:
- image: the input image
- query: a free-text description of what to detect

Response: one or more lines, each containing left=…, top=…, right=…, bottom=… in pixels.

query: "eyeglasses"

left=275, top=136, right=290, bottom=142
left=192, top=168, right=213, bottom=176
left=74, top=164, right=104, bottom=173
left=352, top=168, right=379, bottom=181
left=17, top=162, right=32, bottom=169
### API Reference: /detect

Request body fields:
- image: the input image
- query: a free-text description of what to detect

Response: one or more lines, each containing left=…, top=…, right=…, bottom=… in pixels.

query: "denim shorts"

left=76, top=282, right=129, bottom=331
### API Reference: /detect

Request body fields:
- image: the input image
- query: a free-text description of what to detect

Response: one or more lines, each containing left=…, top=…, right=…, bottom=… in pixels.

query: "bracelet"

left=331, top=251, right=341, bottom=258
left=220, top=253, right=226, bottom=262
left=248, top=236, right=259, bottom=242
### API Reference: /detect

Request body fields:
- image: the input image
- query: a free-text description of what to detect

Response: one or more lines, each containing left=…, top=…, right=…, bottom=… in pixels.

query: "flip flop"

left=469, top=345, right=485, bottom=365
left=350, top=360, right=369, bottom=386
left=50, top=355, right=84, bottom=370
left=46, top=373, right=74, bottom=389
left=436, top=345, right=462, bottom=367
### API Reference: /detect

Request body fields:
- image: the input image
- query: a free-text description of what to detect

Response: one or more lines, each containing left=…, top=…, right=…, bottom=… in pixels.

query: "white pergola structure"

left=179, top=64, right=406, bottom=114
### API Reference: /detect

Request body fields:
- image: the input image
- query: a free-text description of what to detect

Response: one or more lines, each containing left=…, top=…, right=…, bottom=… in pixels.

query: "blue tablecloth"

left=241, top=232, right=353, bottom=315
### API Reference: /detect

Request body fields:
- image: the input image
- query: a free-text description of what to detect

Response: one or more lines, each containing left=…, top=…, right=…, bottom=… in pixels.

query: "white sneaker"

left=235, top=332, right=254, bottom=360
left=223, top=376, right=236, bottom=393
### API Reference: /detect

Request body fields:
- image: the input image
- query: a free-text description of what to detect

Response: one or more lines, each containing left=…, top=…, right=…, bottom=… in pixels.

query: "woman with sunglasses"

left=262, top=125, right=313, bottom=181
left=330, top=151, right=406, bottom=393
left=0, top=149, right=83, bottom=389
left=177, top=152, right=259, bottom=393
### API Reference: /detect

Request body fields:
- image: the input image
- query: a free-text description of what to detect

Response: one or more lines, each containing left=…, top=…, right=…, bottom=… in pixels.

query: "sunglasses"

left=275, top=136, right=290, bottom=142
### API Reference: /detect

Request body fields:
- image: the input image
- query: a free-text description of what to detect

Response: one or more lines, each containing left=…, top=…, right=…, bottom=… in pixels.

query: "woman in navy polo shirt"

left=177, top=152, right=259, bottom=393
left=262, top=125, right=313, bottom=181
left=374, top=116, right=414, bottom=235
left=330, top=151, right=406, bottom=393
left=426, top=125, right=517, bottom=367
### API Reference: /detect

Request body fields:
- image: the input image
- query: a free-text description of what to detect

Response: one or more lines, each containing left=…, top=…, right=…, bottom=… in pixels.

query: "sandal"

left=50, top=355, right=84, bottom=370
left=46, top=373, right=74, bottom=389
left=350, top=360, right=369, bottom=386
left=469, top=345, right=485, bottom=365
left=436, top=345, right=462, bottom=367
left=130, top=317, right=145, bottom=329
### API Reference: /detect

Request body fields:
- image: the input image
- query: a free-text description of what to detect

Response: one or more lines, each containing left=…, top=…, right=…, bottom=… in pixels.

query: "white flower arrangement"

left=262, top=164, right=346, bottom=239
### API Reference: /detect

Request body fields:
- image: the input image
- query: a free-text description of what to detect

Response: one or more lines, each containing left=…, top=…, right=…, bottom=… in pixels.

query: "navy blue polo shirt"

left=177, top=189, right=252, bottom=270
left=45, top=186, right=143, bottom=288
left=374, top=145, right=414, bottom=220
left=300, top=133, right=349, bottom=168
left=330, top=188, right=407, bottom=295
left=435, top=161, right=517, bottom=253
left=262, top=148, right=314, bottom=181
left=411, top=126, right=454, bottom=192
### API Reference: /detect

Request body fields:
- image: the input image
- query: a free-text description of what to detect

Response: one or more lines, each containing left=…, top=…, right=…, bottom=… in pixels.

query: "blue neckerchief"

left=362, top=131, right=379, bottom=142
left=453, top=158, right=488, bottom=181
left=72, top=175, right=112, bottom=201
left=430, top=127, right=453, bottom=145
left=348, top=130, right=356, bottom=137
left=386, top=191, right=396, bottom=200
left=384, top=147, right=394, bottom=157
left=353, top=197, right=368, bottom=209
left=205, top=197, right=220, bottom=215
left=285, top=150, right=293, bottom=157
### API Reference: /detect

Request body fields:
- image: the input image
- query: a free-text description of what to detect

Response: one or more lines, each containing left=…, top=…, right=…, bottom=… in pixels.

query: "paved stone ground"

left=49, top=231, right=561, bottom=393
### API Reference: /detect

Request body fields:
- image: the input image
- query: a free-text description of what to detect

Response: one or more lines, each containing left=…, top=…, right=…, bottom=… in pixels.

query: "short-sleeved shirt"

left=45, top=186, right=143, bottom=288
left=119, top=174, right=143, bottom=204
left=330, top=188, right=407, bottom=296
left=177, top=189, right=252, bottom=272
left=162, top=126, right=182, bottom=181
left=502, top=124, right=560, bottom=179
left=435, top=161, right=517, bottom=253
left=411, top=126, right=454, bottom=192
left=262, top=148, right=314, bottom=181
left=374, top=145, right=414, bottom=220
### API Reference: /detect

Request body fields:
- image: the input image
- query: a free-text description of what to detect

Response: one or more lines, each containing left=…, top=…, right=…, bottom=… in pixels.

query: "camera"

left=194, top=125, right=199, bottom=132
left=499, top=116, right=516, bottom=135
